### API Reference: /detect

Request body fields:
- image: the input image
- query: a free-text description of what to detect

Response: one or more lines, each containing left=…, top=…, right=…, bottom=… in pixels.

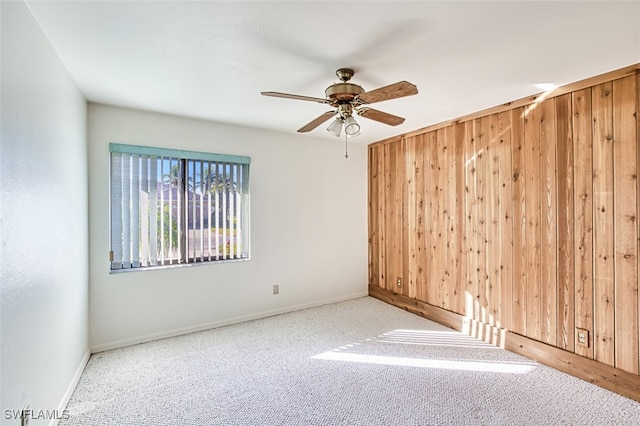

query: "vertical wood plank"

left=377, top=144, right=387, bottom=289
left=637, top=70, right=640, bottom=376
left=593, top=82, right=615, bottom=367
left=613, top=75, right=639, bottom=374
left=436, top=127, right=448, bottom=308
left=556, top=93, right=576, bottom=352
left=573, top=88, right=595, bottom=359
left=497, top=111, right=513, bottom=330
left=368, top=146, right=379, bottom=287
left=415, top=134, right=427, bottom=303
left=471, top=119, right=484, bottom=325
left=511, top=107, right=528, bottom=336
left=405, top=137, right=418, bottom=299
left=426, top=131, right=438, bottom=305
left=455, top=122, right=468, bottom=316
left=525, top=102, right=542, bottom=341
left=487, top=114, right=501, bottom=327
left=464, top=120, right=478, bottom=322
left=473, top=117, right=490, bottom=326
left=396, top=140, right=405, bottom=294
left=385, top=140, right=404, bottom=292
left=445, top=124, right=461, bottom=313
left=383, top=142, right=393, bottom=291
left=540, top=97, right=558, bottom=346
left=401, top=138, right=410, bottom=298
left=476, top=116, right=493, bottom=328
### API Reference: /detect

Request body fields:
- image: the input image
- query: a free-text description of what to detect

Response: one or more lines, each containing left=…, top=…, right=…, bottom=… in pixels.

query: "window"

left=109, top=143, right=250, bottom=270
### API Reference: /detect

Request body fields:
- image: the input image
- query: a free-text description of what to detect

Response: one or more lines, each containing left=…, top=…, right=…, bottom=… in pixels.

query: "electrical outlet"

left=396, top=277, right=402, bottom=288
left=21, top=403, right=30, bottom=426
left=273, top=284, right=279, bottom=295
left=576, top=328, right=590, bottom=348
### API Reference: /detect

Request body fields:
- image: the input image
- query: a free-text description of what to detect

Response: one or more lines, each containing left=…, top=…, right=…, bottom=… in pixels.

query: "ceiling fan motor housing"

left=325, top=83, right=364, bottom=102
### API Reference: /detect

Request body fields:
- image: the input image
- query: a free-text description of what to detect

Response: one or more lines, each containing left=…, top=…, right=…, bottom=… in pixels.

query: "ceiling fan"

left=261, top=68, right=418, bottom=137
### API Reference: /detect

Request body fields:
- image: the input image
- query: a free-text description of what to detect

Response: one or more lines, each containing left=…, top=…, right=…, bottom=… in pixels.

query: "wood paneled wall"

left=368, top=66, right=640, bottom=395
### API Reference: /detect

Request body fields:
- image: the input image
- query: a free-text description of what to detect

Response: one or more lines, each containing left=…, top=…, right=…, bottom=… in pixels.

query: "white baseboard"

left=90, top=291, right=368, bottom=353
left=50, top=349, right=90, bottom=426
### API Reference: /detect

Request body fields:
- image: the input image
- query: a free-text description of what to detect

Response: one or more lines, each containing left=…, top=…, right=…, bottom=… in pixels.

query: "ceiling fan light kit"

left=261, top=68, right=418, bottom=138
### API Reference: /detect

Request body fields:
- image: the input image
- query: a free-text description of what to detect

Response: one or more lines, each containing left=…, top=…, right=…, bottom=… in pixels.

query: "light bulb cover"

left=326, top=117, right=343, bottom=137
left=344, top=116, right=360, bottom=136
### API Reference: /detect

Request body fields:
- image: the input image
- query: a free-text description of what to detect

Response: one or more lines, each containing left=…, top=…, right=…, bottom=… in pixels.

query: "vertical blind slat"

left=215, top=161, right=220, bottom=260
left=159, top=157, right=165, bottom=265
left=207, top=161, right=212, bottom=261
left=230, top=163, right=237, bottom=258
left=177, top=159, right=182, bottom=264
left=191, top=161, right=196, bottom=262
left=149, top=158, right=158, bottom=266
left=199, top=160, right=204, bottom=262
left=121, top=155, right=131, bottom=268
left=223, top=162, right=228, bottom=259
left=110, top=153, right=123, bottom=269
left=168, top=157, right=173, bottom=264
left=131, top=155, right=140, bottom=267
left=241, top=163, right=249, bottom=257
left=235, top=164, right=241, bottom=258
left=140, top=157, right=149, bottom=267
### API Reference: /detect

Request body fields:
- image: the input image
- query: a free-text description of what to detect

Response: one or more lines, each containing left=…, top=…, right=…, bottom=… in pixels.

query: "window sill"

left=109, top=256, right=251, bottom=274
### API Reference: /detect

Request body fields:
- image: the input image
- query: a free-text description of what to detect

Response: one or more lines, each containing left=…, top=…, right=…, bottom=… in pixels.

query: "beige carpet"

left=61, top=297, right=640, bottom=425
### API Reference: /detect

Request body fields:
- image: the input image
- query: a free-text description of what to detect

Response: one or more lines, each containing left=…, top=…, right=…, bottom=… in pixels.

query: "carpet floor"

left=61, top=297, right=640, bottom=425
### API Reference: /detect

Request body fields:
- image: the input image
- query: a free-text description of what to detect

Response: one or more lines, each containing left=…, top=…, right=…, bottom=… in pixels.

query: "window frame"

left=109, top=143, right=250, bottom=271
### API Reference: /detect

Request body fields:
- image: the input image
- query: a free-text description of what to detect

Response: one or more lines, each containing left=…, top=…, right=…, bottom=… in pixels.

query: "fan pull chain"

left=344, top=132, right=349, bottom=159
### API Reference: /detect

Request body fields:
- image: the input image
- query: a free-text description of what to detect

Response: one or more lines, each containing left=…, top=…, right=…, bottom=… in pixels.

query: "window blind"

left=109, top=143, right=250, bottom=270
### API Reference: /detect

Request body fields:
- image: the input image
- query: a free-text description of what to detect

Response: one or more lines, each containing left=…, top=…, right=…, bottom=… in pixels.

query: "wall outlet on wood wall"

left=396, top=277, right=402, bottom=288
left=576, top=328, right=590, bottom=348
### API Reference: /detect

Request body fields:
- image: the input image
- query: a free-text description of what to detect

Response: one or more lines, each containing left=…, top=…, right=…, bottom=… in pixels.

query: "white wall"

left=0, top=2, right=89, bottom=425
left=88, top=104, right=368, bottom=351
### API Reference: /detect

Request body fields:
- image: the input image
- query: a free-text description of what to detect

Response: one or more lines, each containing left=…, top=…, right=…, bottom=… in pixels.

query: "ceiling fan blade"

left=261, top=91, right=329, bottom=104
left=297, top=111, right=336, bottom=133
left=357, top=107, right=405, bottom=126
left=356, top=81, right=418, bottom=104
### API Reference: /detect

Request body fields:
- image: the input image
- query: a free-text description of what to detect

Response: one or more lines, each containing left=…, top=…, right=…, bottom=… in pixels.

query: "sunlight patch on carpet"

left=311, top=351, right=537, bottom=374
left=376, top=329, right=501, bottom=349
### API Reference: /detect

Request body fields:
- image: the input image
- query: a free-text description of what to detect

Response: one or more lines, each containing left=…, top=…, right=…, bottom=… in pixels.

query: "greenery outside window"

left=109, top=143, right=250, bottom=270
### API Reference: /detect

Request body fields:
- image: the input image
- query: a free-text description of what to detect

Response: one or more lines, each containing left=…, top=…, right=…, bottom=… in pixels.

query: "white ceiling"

left=26, top=0, right=640, bottom=145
